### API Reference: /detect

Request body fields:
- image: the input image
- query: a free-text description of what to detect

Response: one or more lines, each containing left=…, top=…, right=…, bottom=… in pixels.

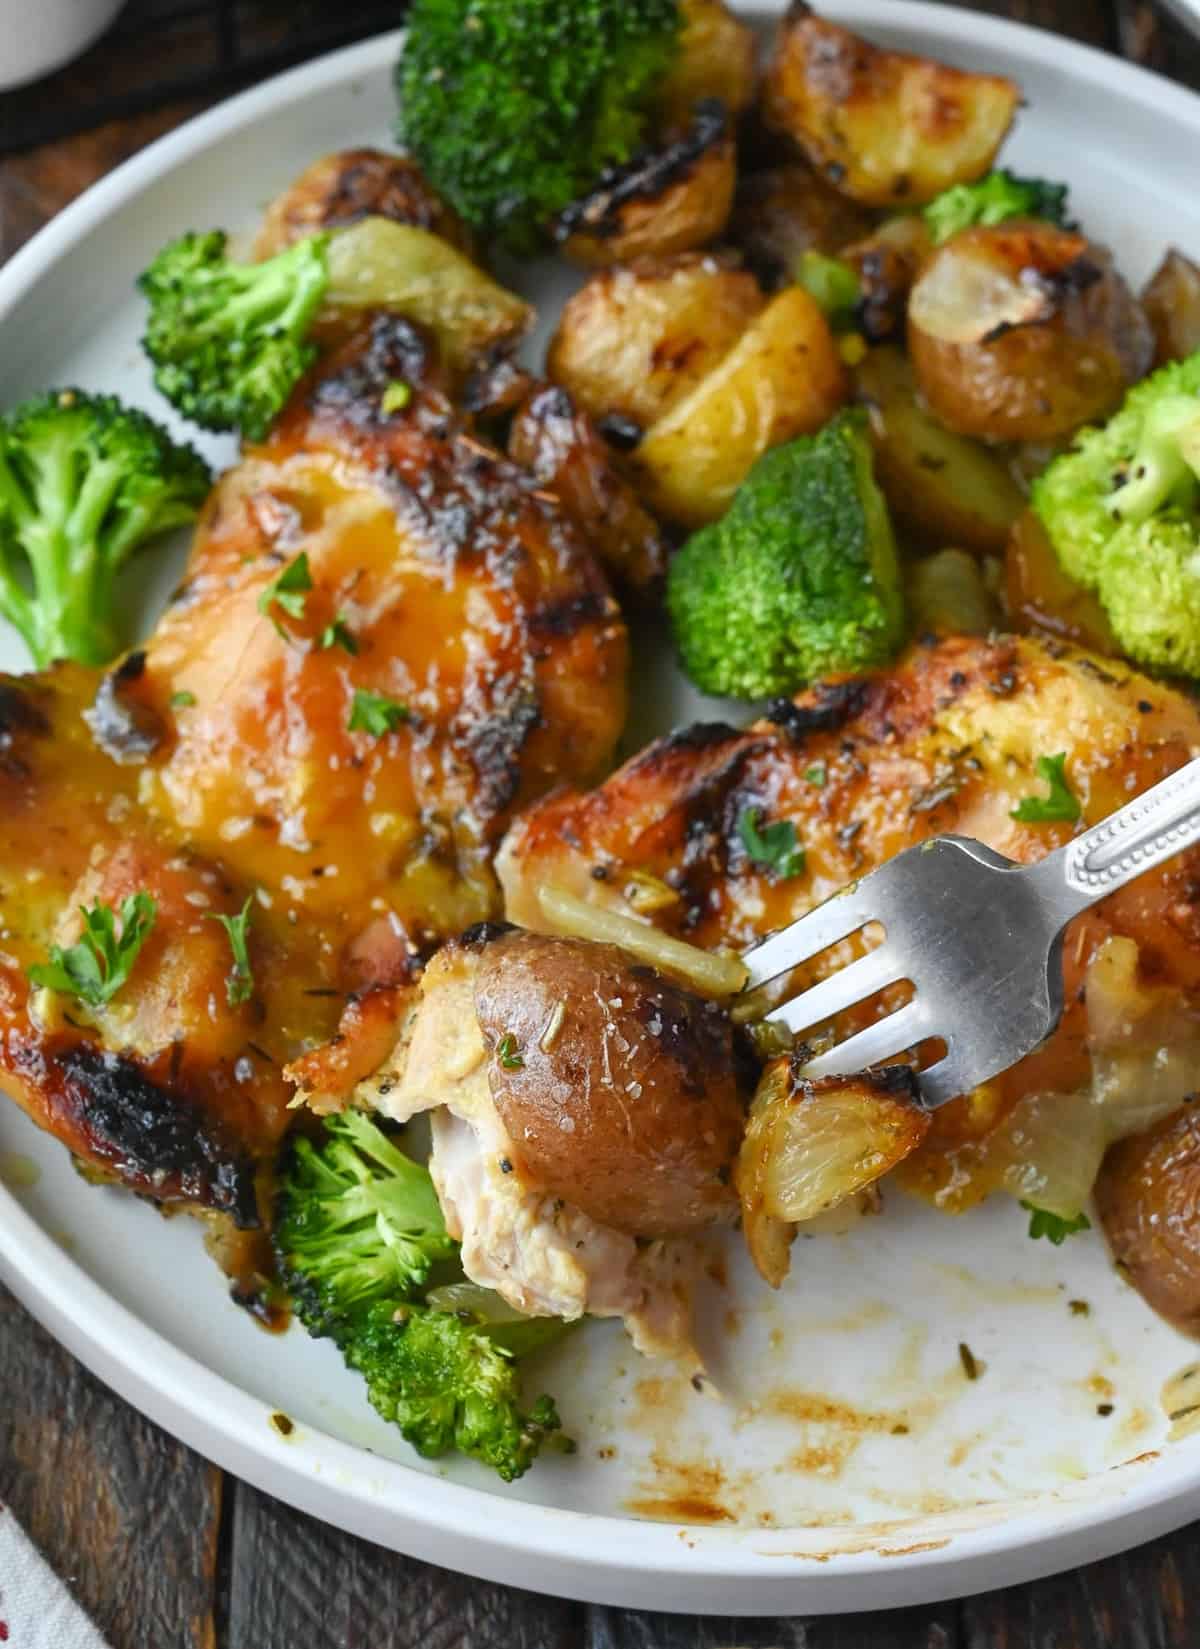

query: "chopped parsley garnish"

left=805, top=762, right=827, bottom=788
left=497, top=1033, right=524, bottom=1070
left=348, top=689, right=411, bottom=736
left=1021, top=1201, right=1092, bottom=1245
left=29, top=892, right=157, bottom=1007
left=319, top=613, right=358, bottom=655
left=258, top=552, right=312, bottom=630
left=207, top=894, right=255, bottom=1007
left=737, top=806, right=806, bottom=879
left=1010, top=753, right=1081, bottom=824
left=795, top=250, right=861, bottom=329
left=380, top=379, right=412, bottom=415
left=170, top=690, right=196, bottom=709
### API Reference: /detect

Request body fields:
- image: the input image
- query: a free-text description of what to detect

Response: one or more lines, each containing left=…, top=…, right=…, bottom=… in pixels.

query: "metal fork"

left=741, top=756, right=1200, bottom=1108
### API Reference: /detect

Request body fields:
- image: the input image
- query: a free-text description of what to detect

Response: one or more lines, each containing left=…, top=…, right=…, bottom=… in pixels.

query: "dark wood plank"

left=927, top=0, right=1113, bottom=45
left=1112, top=0, right=1200, bottom=86
left=224, top=1481, right=582, bottom=1649
left=961, top=1523, right=1200, bottom=1648
left=0, top=1282, right=222, bottom=1649
left=586, top=1606, right=958, bottom=1647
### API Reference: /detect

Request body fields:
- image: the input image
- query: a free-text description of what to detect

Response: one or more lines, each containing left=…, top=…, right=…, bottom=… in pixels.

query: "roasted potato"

left=762, top=4, right=1020, bottom=207
left=508, top=386, right=669, bottom=594
left=855, top=346, right=1024, bottom=554
left=842, top=213, right=934, bottom=343
left=908, top=223, right=1154, bottom=442
left=321, top=217, right=532, bottom=376
left=559, top=103, right=736, bottom=268
left=907, top=548, right=1001, bottom=636
left=1141, top=248, right=1200, bottom=366
left=657, top=0, right=759, bottom=125
left=737, top=1056, right=929, bottom=1286
left=1096, top=1104, right=1200, bottom=1335
left=631, top=284, right=849, bottom=527
left=547, top=252, right=765, bottom=432
left=474, top=930, right=744, bottom=1236
left=729, top=164, right=874, bottom=288
left=1005, top=507, right=1119, bottom=654
left=254, top=147, right=474, bottom=259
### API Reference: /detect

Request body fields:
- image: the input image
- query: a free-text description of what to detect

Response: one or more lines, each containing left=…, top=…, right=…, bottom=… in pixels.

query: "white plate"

left=2, top=4, right=1200, bottom=1615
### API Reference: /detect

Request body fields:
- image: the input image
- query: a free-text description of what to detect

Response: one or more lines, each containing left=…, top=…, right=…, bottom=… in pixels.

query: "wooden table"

left=3, top=2, right=1200, bottom=1643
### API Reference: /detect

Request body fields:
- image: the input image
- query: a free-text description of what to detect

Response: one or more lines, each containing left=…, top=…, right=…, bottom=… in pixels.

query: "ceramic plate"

left=3, top=4, right=1200, bottom=1614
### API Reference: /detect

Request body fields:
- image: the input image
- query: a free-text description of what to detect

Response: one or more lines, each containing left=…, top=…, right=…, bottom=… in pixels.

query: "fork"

left=740, top=756, right=1200, bottom=1108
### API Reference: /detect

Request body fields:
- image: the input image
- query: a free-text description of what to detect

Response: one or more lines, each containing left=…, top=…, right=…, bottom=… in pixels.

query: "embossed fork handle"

left=1032, top=754, right=1200, bottom=922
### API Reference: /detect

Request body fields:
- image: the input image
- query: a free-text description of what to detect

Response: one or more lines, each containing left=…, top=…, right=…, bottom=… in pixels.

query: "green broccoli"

left=275, top=1111, right=566, bottom=1481
left=666, top=411, right=906, bottom=700
left=395, top=0, right=682, bottom=256
left=138, top=231, right=330, bottom=440
left=0, top=389, right=209, bottom=667
left=1032, top=350, right=1200, bottom=674
left=923, top=169, right=1072, bottom=245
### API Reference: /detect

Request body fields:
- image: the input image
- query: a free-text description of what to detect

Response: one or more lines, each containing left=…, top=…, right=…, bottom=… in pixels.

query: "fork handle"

left=1038, top=754, right=1200, bottom=918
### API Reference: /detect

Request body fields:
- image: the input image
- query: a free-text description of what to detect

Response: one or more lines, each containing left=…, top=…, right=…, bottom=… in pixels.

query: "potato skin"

left=1096, top=1104, right=1200, bottom=1335
left=547, top=253, right=764, bottom=432
left=762, top=3, right=1019, bottom=206
left=855, top=346, right=1024, bottom=554
left=842, top=214, right=934, bottom=343
left=474, top=930, right=744, bottom=1237
left=254, top=147, right=474, bottom=259
left=657, top=0, right=758, bottom=125
left=559, top=106, right=736, bottom=269
left=730, top=164, right=874, bottom=289
left=1141, top=248, right=1200, bottom=367
left=1005, top=508, right=1119, bottom=654
left=631, top=284, right=848, bottom=527
left=508, top=386, right=669, bottom=595
left=908, top=223, right=1154, bottom=442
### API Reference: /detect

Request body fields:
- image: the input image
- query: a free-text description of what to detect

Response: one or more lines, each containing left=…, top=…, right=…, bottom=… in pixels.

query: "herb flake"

left=380, top=379, right=412, bottom=415
left=348, top=689, right=411, bottom=736
left=738, top=806, right=806, bottom=879
left=497, top=1033, right=524, bottom=1070
left=1010, top=753, right=1081, bottom=824
left=29, top=892, right=157, bottom=1007
left=258, top=552, right=313, bottom=629
left=207, top=894, right=255, bottom=1006
left=1021, top=1201, right=1092, bottom=1244
left=319, top=613, right=358, bottom=655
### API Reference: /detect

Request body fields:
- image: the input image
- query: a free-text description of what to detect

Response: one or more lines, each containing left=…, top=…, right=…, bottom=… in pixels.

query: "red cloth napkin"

left=0, top=1504, right=111, bottom=1648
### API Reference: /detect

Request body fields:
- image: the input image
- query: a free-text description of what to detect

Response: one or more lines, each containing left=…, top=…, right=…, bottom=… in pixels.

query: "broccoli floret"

left=138, top=231, right=330, bottom=440
left=666, top=411, right=906, bottom=699
left=0, top=389, right=209, bottom=667
left=1031, top=350, right=1200, bottom=673
left=347, top=1302, right=563, bottom=1481
left=395, top=0, right=682, bottom=256
left=924, top=169, right=1072, bottom=245
left=275, top=1112, right=566, bottom=1480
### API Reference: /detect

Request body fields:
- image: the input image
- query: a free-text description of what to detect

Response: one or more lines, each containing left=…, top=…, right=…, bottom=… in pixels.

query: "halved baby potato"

left=254, top=146, right=475, bottom=258
left=631, top=284, right=848, bottom=527
left=656, top=0, right=759, bottom=125
left=842, top=213, right=934, bottom=343
left=737, top=1056, right=929, bottom=1286
left=1005, top=507, right=1119, bottom=655
left=558, top=104, right=736, bottom=268
left=1096, top=1104, right=1200, bottom=1336
left=321, top=216, right=532, bottom=376
left=547, top=252, right=765, bottom=432
left=1141, top=248, right=1200, bottom=366
left=908, top=222, right=1154, bottom=442
left=762, top=5, right=1020, bottom=207
left=854, top=345, right=1024, bottom=554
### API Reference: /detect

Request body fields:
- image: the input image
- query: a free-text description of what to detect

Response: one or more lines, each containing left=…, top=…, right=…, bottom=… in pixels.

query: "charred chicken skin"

left=500, top=633, right=1200, bottom=1200
left=0, top=317, right=628, bottom=1227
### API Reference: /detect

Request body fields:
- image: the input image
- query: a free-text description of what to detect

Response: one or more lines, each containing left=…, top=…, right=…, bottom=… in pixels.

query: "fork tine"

left=800, top=998, right=935, bottom=1079
left=766, top=944, right=906, bottom=1037
left=740, top=883, right=878, bottom=991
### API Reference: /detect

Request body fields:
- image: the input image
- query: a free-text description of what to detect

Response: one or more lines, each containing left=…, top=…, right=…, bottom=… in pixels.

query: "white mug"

left=0, top=0, right=126, bottom=92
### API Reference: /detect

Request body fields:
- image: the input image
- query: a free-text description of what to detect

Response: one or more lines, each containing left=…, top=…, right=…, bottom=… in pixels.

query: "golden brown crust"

left=254, top=147, right=474, bottom=259
left=473, top=929, right=743, bottom=1236
left=1141, top=248, right=1200, bottom=367
left=762, top=3, right=1020, bottom=207
left=908, top=223, right=1154, bottom=442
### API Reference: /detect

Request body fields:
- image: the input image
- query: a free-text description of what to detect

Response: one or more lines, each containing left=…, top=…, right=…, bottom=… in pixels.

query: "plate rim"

left=3, top=1, right=1200, bottom=1612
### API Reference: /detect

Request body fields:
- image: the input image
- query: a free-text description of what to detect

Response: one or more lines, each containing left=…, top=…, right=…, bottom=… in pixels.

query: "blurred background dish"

left=0, top=0, right=125, bottom=91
